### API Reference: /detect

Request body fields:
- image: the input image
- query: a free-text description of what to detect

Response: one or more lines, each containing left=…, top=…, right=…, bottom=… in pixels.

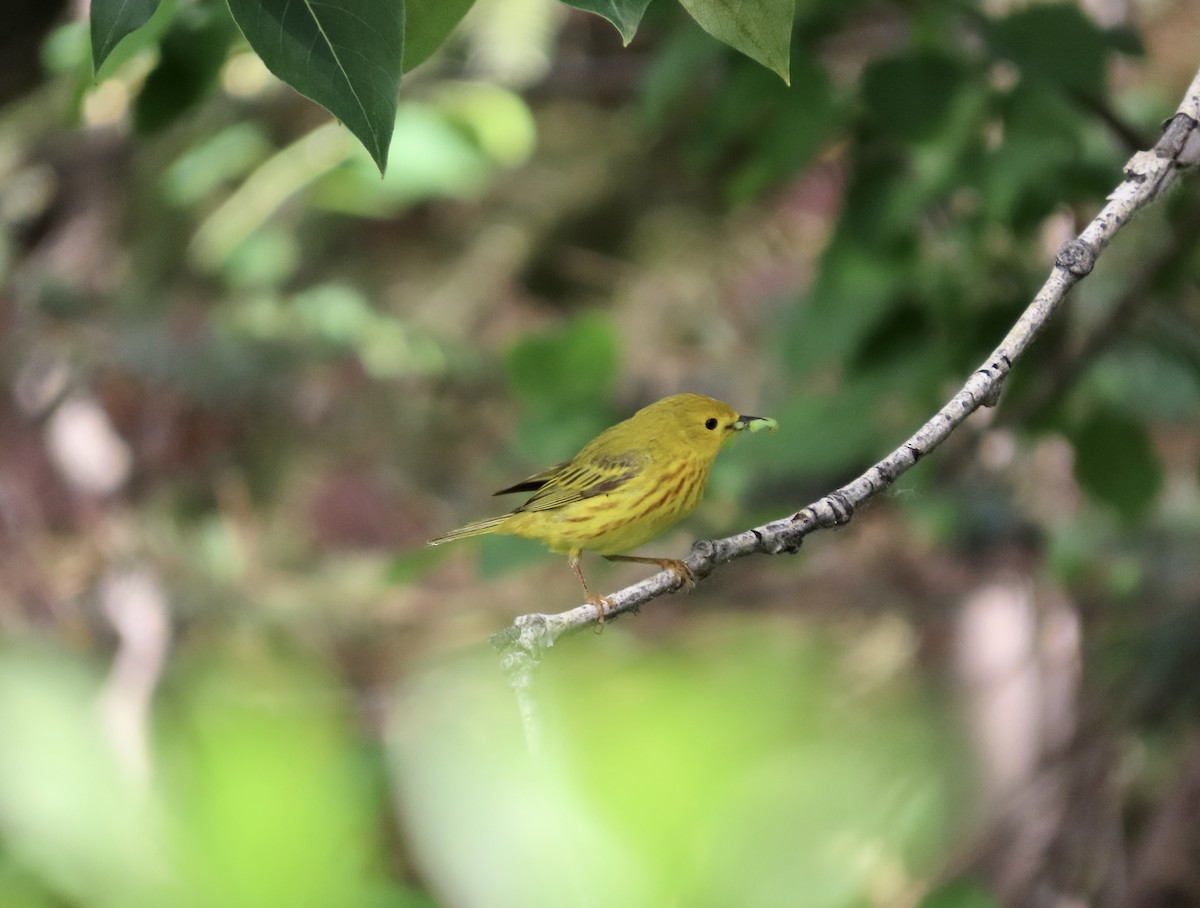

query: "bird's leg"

left=570, top=552, right=610, bottom=624
left=603, top=555, right=695, bottom=592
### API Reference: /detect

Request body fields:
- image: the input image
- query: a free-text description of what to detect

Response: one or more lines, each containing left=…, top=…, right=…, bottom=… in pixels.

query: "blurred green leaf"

left=833, top=151, right=915, bottom=245
left=227, top=0, right=403, bottom=174
left=1103, top=24, right=1145, bottom=57
left=1085, top=341, right=1200, bottom=422
left=393, top=619, right=964, bottom=908
left=761, top=381, right=885, bottom=478
left=920, top=880, right=1000, bottom=908
left=506, top=314, right=620, bottom=461
left=433, top=81, right=538, bottom=167
left=678, top=0, right=794, bottom=83
left=861, top=52, right=968, bottom=141
left=782, top=236, right=909, bottom=370
left=134, top=5, right=237, bottom=133
left=189, top=123, right=357, bottom=271
left=0, top=862, right=56, bottom=908
left=982, top=81, right=1112, bottom=227
left=220, top=228, right=300, bottom=289
left=162, top=124, right=273, bottom=206
left=42, top=21, right=92, bottom=75
left=562, top=0, right=654, bottom=45
left=638, top=24, right=724, bottom=124
left=506, top=313, right=619, bottom=417
left=90, top=0, right=160, bottom=72
left=311, top=100, right=505, bottom=217
left=161, top=650, right=396, bottom=908
left=687, top=51, right=841, bottom=203
left=1072, top=408, right=1164, bottom=523
left=0, top=651, right=162, bottom=908
left=403, top=0, right=476, bottom=71
left=292, top=284, right=376, bottom=346
left=984, top=4, right=1124, bottom=96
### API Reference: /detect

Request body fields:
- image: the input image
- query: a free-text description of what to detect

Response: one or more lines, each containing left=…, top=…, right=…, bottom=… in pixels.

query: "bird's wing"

left=492, top=461, right=571, bottom=496
left=499, top=451, right=645, bottom=513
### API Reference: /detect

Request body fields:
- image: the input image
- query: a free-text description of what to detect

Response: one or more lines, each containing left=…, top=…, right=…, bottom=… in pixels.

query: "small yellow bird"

left=428, top=393, right=777, bottom=617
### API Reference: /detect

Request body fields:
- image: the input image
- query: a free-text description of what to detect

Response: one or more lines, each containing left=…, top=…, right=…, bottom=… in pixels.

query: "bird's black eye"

left=705, top=417, right=719, bottom=430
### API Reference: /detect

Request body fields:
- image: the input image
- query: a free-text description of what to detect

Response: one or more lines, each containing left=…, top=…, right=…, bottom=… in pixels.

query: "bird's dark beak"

left=733, top=414, right=778, bottom=433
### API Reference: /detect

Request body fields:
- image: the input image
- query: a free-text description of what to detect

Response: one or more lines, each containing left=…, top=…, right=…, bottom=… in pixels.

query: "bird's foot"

left=603, top=554, right=695, bottom=593
left=587, top=594, right=613, bottom=630
left=658, top=558, right=696, bottom=592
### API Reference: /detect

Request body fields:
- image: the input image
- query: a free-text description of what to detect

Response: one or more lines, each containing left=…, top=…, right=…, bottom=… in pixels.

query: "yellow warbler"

left=428, top=393, right=777, bottom=618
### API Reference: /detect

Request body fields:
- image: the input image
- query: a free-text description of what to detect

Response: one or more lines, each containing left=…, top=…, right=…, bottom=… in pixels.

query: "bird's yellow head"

left=629, top=393, right=778, bottom=461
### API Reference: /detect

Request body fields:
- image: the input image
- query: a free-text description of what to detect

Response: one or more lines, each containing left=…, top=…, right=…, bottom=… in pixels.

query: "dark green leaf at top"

left=91, top=0, right=161, bottom=72
left=678, top=0, right=795, bottom=84
left=562, top=0, right=653, bottom=45
left=226, top=0, right=404, bottom=174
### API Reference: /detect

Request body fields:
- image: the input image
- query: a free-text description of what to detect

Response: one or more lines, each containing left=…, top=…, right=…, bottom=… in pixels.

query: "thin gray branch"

left=491, top=67, right=1200, bottom=678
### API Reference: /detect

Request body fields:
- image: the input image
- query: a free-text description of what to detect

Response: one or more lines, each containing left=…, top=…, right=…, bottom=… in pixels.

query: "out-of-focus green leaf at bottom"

left=391, top=616, right=968, bottom=908
left=0, top=650, right=164, bottom=908
left=158, top=650, right=393, bottom=908
left=919, top=879, right=1000, bottom=908
left=0, top=862, right=58, bottom=908
left=0, top=645, right=416, bottom=908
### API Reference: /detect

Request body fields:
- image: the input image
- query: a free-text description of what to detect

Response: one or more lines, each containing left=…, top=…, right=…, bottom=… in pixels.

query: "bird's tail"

left=427, top=514, right=511, bottom=546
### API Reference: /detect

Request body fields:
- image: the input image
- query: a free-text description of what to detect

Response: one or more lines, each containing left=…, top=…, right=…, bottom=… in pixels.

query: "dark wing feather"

left=495, top=450, right=645, bottom=513
left=492, top=462, right=571, bottom=496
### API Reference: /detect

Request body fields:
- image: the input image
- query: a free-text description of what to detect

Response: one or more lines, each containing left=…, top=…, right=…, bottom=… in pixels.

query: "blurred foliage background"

left=1, top=0, right=1200, bottom=906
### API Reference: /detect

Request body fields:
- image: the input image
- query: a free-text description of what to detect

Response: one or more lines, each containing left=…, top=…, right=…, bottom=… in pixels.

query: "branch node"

left=1056, top=239, right=1096, bottom=277
left=688, top=538, right=719, bottom=580
left=827, top=491, right=855, bottom=526
left=1158, top=112, right=1199, bottom=161
left=980, top=379, right=1004, bottom=408
left=690, top=537, right=717, bottom=562
left=764, top=531, right=803, bottom=555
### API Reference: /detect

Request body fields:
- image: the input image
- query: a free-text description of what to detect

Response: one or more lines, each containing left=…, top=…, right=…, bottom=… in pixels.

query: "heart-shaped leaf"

left=91, top=0, right=162, bottom=72
left=678, top=0, right=794, bottom=83
left=562, top=0, right=653, bottom=45
left=227, top=0, right=404, bottom=174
